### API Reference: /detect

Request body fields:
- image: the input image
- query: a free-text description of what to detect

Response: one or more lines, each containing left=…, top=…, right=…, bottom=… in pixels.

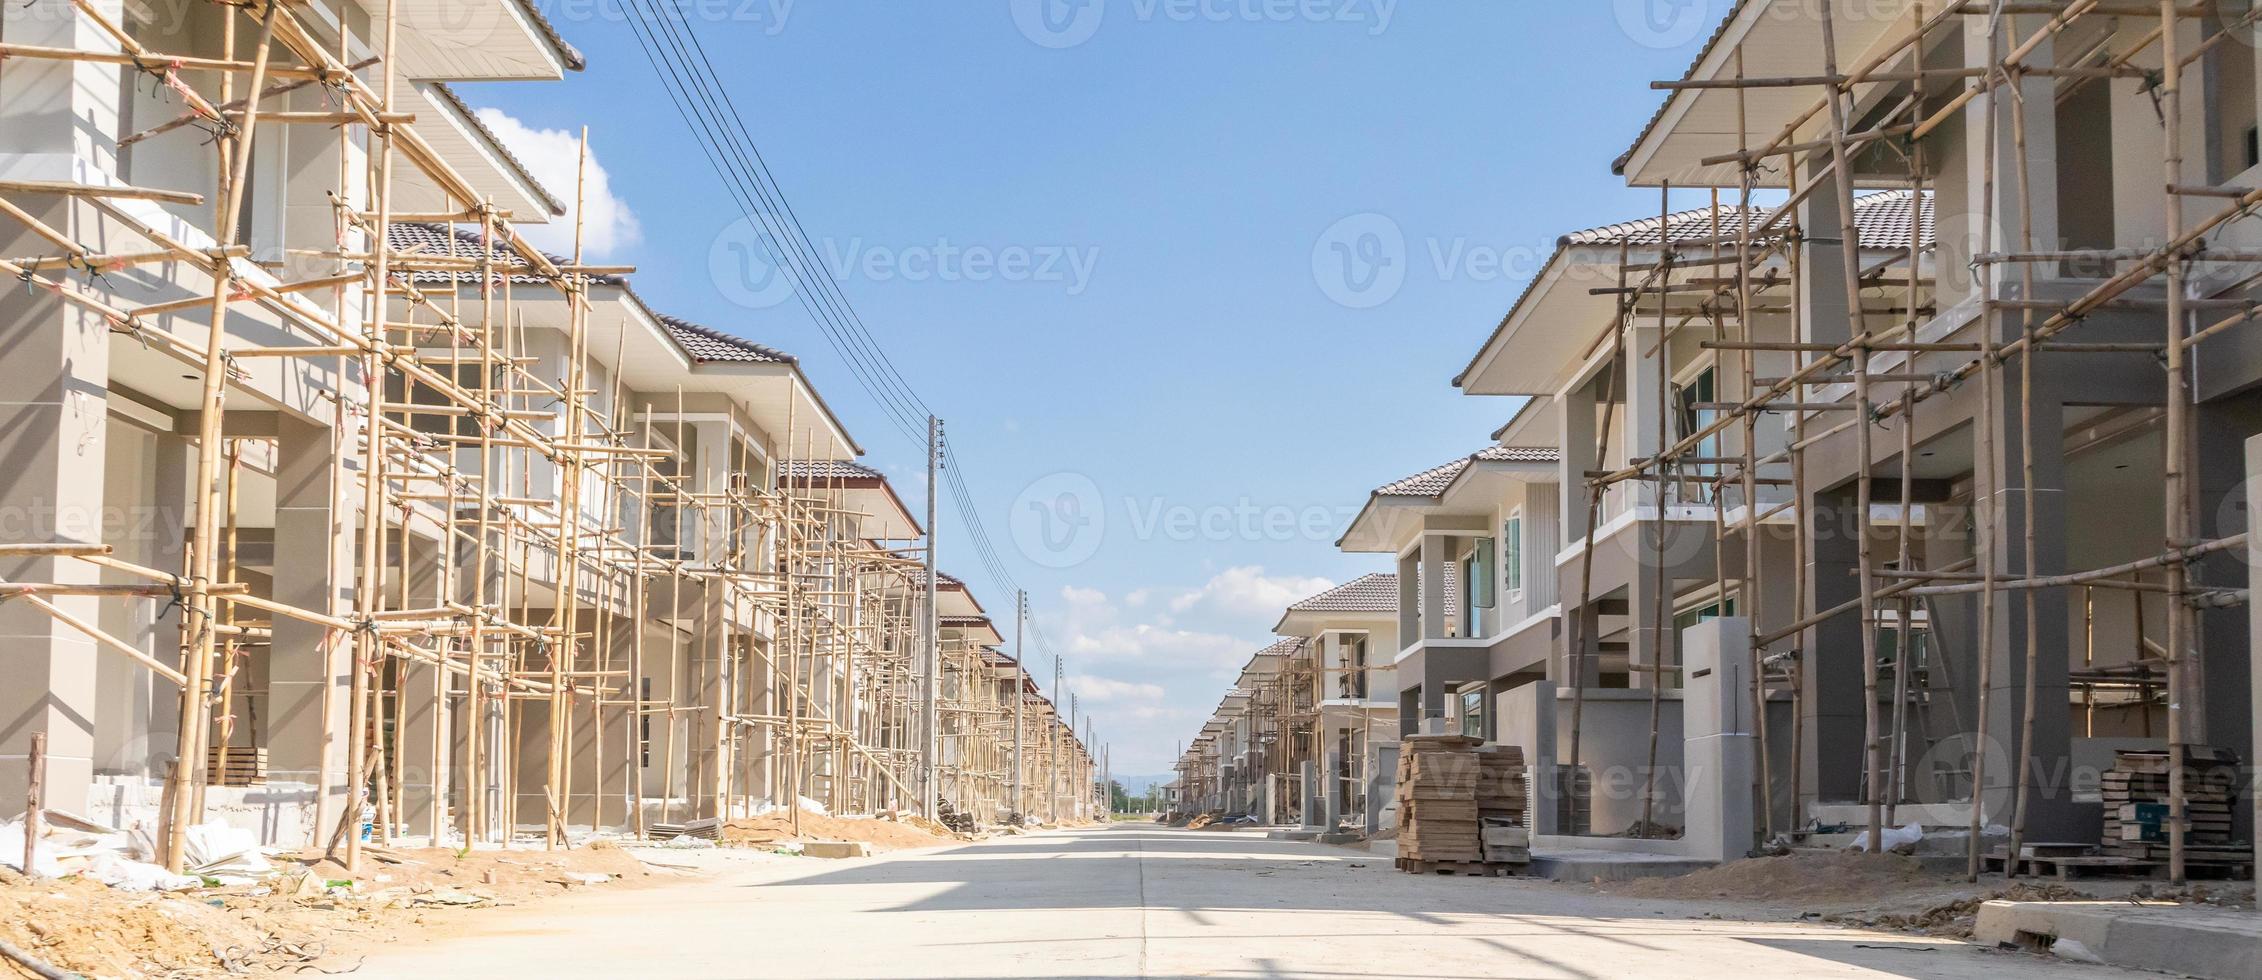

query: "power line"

left=624, top=4, right=1090, bottom=740
left=621, top=0, right=930, bottom=444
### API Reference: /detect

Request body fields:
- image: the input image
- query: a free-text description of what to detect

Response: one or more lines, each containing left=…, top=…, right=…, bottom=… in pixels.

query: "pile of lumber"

left=1475, top=745, right=1531, bottom=865
left=2101, top=747, right=2246, bottom=866
left=1394, top=735, right=1530, bottom=874
left=1397, top=735, right=1481, bottom=864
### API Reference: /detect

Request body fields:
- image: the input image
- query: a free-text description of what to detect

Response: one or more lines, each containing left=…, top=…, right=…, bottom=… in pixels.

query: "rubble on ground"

left=0, top=809, right=663, bottom=978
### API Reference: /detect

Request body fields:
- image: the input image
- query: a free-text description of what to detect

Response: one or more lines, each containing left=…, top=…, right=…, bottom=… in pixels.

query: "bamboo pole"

left=161, top=0, right=278, bottom=874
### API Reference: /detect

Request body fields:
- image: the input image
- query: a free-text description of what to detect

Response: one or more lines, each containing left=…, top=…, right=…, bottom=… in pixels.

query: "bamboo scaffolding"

left=1545, top=0, right=2236, bottom=882
left=0, top=0, right=1090, bottom=876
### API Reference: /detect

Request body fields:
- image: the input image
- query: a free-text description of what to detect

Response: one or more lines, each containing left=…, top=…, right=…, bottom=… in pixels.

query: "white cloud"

left=1166, top=566, right=1335, bottom=619
left=475, top=108, right=642, bottom=259
left=1036, top=567, right=1342, bottom=777
left=1068, top=675, right=1166, bottom=705
left=1050, top=583, right=1251, bottom=674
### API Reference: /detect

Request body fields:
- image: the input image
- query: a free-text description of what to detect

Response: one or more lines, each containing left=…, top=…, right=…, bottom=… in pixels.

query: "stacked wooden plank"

left=2100, top=747, right=2246, bottom=868
left=205, top=745, right=266, bottom=787
left=1475, top=745, right=1530, bottom=866
left=1395, top=735, right=1482, bottom=867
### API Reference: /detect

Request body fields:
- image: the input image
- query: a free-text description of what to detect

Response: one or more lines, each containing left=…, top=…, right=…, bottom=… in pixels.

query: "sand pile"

left=724, top=810, right=960, bottom=853
left=1608, top=849, right=1936, bottom=904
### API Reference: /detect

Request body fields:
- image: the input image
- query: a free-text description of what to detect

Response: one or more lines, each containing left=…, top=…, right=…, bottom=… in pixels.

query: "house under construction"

left=1183, top=0, right=2262, bottom=883
left=0, top=0, right=1093, bottom=874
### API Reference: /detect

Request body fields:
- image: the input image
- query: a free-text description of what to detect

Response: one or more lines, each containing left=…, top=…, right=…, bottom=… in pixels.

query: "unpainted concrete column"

left=0, top=200, right=109, bottom=816
left=1802, top=488, right=1865, bottom=811
left=268, top=414, right=353, bottom=841
left=396, top=533, right=450, bottom=839
left=1681, top=618, right=1756, bottom=862
left=1419, top=534, right=1448, bottom=641
left=2246, top=433, right=2262, bottom=877
left=1981, top=364, right=2073, bottom=838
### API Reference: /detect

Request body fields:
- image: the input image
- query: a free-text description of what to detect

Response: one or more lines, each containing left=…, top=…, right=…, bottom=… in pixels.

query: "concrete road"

left=353, top=825, right=2147, bottom=979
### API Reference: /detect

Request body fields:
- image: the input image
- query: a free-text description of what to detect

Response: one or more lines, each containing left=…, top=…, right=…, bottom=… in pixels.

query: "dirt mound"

left=1, top=870, right=263, bottom=978
left=724, top=810, right=960, bottom=853
left=1, top=841, right=663, bottom=978
left=1609, top=849, right=1937, bottom=904
left=1856, top=882, right=2093, bottom=936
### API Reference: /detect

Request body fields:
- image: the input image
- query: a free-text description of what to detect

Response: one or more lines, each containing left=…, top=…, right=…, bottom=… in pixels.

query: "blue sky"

left=465, top=0, right=1739, bottom=782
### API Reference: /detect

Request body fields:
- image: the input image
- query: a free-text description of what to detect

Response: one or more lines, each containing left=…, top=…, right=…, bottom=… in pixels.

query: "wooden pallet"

left=1396, top=857, right=1526, bottom=877
left=1983, top=850, right=2254, bottom=881
left=205, top=746, right=266, bottom=787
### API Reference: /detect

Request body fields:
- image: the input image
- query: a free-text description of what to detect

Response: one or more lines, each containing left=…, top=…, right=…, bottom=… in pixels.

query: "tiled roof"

left=509, top=0, right=589, bottom=72
left=1476, top=445, right=1561, bottom=464
left=387, top=224, right=796, bottom=367
left=907, top=569, right=966, bottom=590
left=386, top=221, right=621, bottom=286
left=1252, top=637, right=1306, bottom=659
left=781, top=459, right=884, bottom=481
left=653, top=312, right=795, bottom=364
left=1375, top=457, right=1470, bottom=497
left=1561, top=190, right=1933, bottom=249
left=1288, top=573, right=1396, bottom=613
left=1374, top=445, right=1559, bottom=498
left=1455, top=192, right=1932, bottom=390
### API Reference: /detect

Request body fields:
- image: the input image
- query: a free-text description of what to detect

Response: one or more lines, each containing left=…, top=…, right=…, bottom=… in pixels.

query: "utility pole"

left=922, top=415, right=941, bottom=820
left=1011, top=590, right=1026, bottom=823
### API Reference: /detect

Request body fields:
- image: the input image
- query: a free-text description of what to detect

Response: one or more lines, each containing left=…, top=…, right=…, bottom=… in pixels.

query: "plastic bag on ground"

left=1846, top=821, right=1923, bottom=852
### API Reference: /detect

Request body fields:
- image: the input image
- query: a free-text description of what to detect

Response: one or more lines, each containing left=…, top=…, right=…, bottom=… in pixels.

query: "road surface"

left=353, top=825, right=2144, bottom=978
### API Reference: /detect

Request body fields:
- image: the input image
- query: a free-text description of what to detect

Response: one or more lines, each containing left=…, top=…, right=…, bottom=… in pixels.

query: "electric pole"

left=922, top=415, right=941, bottom=820
left=1011, top=589, right=1025, bottom=824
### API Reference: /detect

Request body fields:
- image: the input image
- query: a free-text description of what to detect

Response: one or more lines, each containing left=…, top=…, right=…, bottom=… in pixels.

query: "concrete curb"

left=1973, top=900, right=2262, bottom=979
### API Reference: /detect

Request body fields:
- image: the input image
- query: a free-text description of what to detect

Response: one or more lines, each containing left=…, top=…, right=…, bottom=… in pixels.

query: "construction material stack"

left=1475, top=745, right=1531, bottom=867
left=2101, top=747, right=2249, bottom=875
left=1394, top=735, right=1527, bottom=875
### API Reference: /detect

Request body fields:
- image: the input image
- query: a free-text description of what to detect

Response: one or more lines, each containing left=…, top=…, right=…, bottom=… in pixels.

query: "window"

left=1340, top=634, right=1368, bottom=700
left=1672, top=364, right=1722, bottom=495
left=1502, top=511, right=1523, bottom=597
left=1458, top=687, right=1485, bottom=740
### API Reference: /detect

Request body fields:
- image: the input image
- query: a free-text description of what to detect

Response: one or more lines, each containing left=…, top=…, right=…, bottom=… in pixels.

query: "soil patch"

left=723, top=811, right=961, bottom=853
left=1605, top=849, right=1938, bottom=904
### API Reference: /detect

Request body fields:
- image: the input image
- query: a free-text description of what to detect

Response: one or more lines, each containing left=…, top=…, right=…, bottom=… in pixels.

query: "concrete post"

left=396, top=535, right=450, bottom=839
left=2245, top=434, right=2261, bottom=878
left=0, top=212, right=108, bottom=817
left=1681, top=618, right=1756, bottom=862
left=0, top=0, right=128, bottom=825
left=1419, top=534, right=1448, bottom=641
left=269, top=415, right=354, bottom=842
